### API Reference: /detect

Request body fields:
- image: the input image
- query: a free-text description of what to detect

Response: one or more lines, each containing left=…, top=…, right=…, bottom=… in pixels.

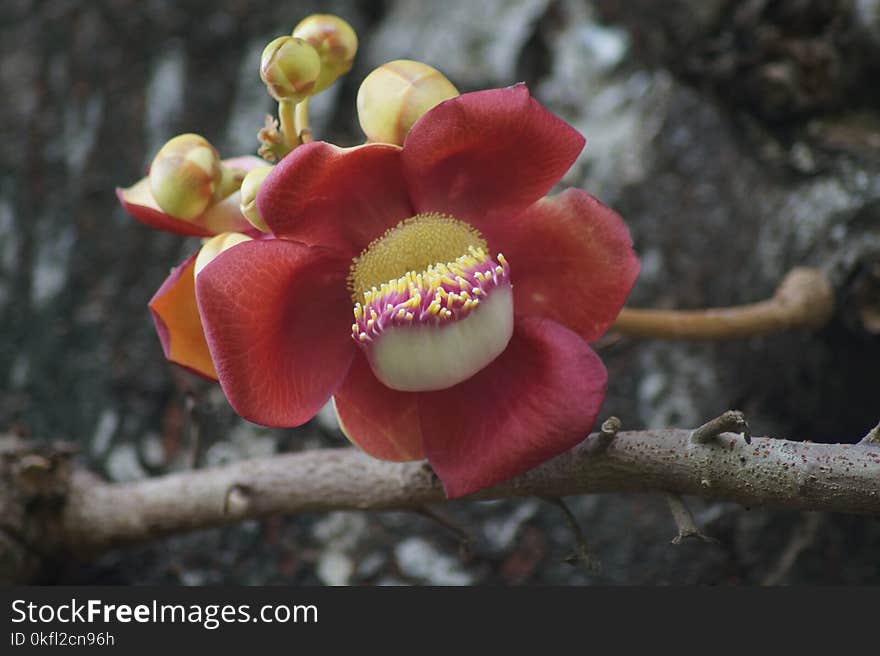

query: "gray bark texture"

left=2, top=0, right=880, bottom=584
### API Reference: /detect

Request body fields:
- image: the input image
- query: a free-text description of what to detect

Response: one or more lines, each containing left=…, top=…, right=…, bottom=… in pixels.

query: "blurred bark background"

left=1, top=0, right=879, bottom=584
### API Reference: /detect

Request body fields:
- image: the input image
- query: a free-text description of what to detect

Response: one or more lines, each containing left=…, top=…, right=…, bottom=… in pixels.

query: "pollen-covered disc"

left=348, top=213, right=514, bottom=391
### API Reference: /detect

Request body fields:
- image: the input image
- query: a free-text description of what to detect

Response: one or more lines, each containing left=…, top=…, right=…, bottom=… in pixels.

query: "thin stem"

left=542, top=497, right=599, bottom=571
left=612, top=267, right=834, bottom=340
left=277, top=99, right=299, bottom=150
left=294, top=98, right=312, bottom=144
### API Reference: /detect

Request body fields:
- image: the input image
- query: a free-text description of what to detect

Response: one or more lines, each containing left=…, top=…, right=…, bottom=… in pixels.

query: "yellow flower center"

left=348, top=212, right=487, bottom=300
left=347, top=212, right=514, bottom=392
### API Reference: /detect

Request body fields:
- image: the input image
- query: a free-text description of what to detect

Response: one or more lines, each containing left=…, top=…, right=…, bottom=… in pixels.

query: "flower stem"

left=277, top=99, right=299, bottom=150
left=612, top=267, right=834, bottom=340
left=295, top=98, right=312, bottom=144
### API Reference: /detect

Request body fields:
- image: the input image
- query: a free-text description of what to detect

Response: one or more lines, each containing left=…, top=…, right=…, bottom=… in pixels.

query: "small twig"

left=586, top=416, right=621, bottom=454
left=613, top=267, right=834, bottom=340
left=415, top=506, right=473, bottom=556
left=184, top=392, right=203, bottom=469
left=859, top=420, right=880, bottom=446
left=542, top=497, right=599, bottom=572
left=663, top=493, right=718, bottom=545
left=761, top=512, right=824, bottom=585
left=691, top=410, right=751, bottom=445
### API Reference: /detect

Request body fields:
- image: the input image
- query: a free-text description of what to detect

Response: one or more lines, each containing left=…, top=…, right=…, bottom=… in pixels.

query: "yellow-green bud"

left=292, top=14, right=358, bottom=94
left=239, top=166, right=274, bottom=233
left=357, top=60, right=459, bottom=145
left=260, top=36, right=321, bottom=103
left=149, top=134, right=223, bottom=221
left=194, top=232, right=253, bottom=277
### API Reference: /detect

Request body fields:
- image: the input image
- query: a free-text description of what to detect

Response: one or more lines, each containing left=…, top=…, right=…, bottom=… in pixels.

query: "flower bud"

left=194, top=232, right=253, bottom=277
left=260, top=36, right=322, bottom=103
left=357, top=60, right=459, bottom=145
left=239, top=166, right=274, bottom=233
left=149, top=134, right=223, bottom=221
left=292, top=14, right=358, bottom=93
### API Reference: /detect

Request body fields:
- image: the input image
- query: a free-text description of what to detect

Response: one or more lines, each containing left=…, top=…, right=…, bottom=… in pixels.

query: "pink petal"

left=496, top=189, right=640, bottom=342
left=402, top=84, right=584, bottom=228
left=420, top=317, right=607, bottom=498
left=196, top=239, right=356, bottom=427
left=149, top=253, right=217, bottom=380
left=117, top=156, right=265, bottom=237
left=332, top=353, right=424, bottom=461
left=257, top=142, right=414, bottom=258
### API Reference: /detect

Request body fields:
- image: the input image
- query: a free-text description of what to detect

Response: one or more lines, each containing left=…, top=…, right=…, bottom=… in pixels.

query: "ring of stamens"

left=347, top=212, right=514, bottom=392
left=352, top=245, right=510, bottom=343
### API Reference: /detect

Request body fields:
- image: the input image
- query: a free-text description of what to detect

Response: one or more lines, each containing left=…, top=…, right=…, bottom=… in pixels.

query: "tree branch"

left=53, top=422, right=880, bottom=558
left=612, top=267, right=834, bottom=339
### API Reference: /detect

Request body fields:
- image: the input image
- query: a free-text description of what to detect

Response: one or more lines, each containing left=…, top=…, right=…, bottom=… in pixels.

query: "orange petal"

left=149, top=254, right=217, bottom=380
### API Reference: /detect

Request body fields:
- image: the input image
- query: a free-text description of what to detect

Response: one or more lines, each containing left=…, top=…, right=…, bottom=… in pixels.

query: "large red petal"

left=402, top=84, right=584, bottom=228
left=257, top=142, right=414, bottom=258
left=496, top=189, right=640, bottom=342
left=196, top=239, right=356, bottom=426
left=420, top=317, right=607, bottom=498
left=149, top=253, right=217, bottom=380
left=332, top=353, right=424, bottom=461
left=117, top=156, right=265, bottom=237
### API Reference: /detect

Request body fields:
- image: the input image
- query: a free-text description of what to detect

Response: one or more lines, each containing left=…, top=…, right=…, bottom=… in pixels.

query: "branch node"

left=224, top=484, right=253, bottom=517
left=859, top=420, right=880, bottom=446
left=664, top=493, right=719, bottom=545
left=691, top=410, right=751, bottom=445
left=588, top=416, right=622, bottom=454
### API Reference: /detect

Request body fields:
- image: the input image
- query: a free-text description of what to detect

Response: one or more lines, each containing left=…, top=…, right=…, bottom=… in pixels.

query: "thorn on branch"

left=541, top=497, right=600, bottom=572
left=691, top=410, right=751, bottom=445
left=663, top=493, right=719, bottom=545
left=587, top=416, right=621, bottom=454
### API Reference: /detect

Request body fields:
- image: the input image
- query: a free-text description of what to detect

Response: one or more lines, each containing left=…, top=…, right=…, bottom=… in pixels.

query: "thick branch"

left=613, top=267, right=834, bottom=339
left=59, top=426, right=880, bottom=556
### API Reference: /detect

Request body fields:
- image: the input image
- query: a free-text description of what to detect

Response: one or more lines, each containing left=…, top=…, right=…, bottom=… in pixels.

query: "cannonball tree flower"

left=196, top=84, right=640, bottom=497
left=116, top=134, right=265, bottom=379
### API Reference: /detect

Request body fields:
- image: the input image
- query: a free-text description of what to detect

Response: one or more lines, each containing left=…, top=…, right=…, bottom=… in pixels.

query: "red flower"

left=118, top=155, right=266, bottom=379
left=196, top=85, right=640, bottom=497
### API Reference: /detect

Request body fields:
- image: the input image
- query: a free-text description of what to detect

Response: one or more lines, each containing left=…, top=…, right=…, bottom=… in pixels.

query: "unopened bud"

left=149, top=134, right=222, bottom=221
left=293, top=14, right=358, bottom=94
left=194, top=233, right=253, bottom=277
left=239, top=166, right=274, bottom=233
left=260, top=36, right=321, bottom=103
left=357, top=60, right=459, bottom=145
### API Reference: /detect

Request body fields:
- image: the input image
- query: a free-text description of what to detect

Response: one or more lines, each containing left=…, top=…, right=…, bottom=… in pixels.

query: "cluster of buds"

left=128, top=12, right=463, bottom=245
left=258, top=15, right=359, bottom=160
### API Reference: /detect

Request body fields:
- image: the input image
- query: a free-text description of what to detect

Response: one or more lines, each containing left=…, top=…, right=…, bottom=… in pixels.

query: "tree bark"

left=55, top=428, right=880, bottom=557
